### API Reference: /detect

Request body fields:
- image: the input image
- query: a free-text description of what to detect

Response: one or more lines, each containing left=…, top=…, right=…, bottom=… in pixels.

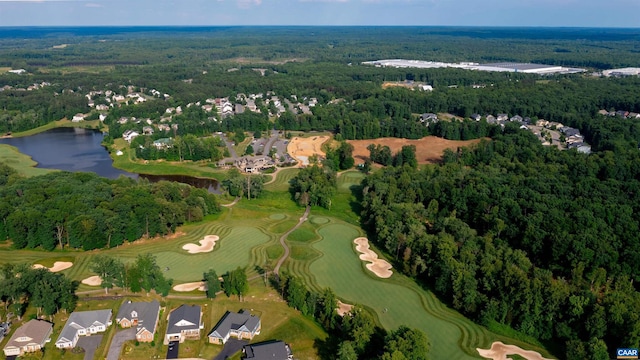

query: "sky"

left=0, top=0, right=638, bottom=28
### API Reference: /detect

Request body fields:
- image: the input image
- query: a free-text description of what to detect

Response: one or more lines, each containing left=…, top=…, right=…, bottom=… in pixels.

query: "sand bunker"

left=353, top=237, right=393, bottom=278
left=172, top=281, right=207, bottom=292
left=182, top=235, right=219, bottom=254
left=477, top=342, right=554, bottom=360
left=32, top=261, right=73, bottom=272
left=288, top=136, right=329, bottom=166
left=336, top=301, right=354, bottom=316
left=81, top=275, right=103, bottom=286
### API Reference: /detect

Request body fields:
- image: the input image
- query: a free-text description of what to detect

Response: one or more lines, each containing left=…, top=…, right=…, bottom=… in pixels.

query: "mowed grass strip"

left=308, top=223, right=482, bottom=360
left=264, top=168, right=299, bottom=192
left=337, top=170, right=365, bottom=192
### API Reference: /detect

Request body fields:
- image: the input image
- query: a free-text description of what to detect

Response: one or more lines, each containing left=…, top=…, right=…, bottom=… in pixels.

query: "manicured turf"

left=264, top=168, right=299, bottom=192
left=294, top=222, right=550, bottom=360
left=337, top=170, right=365, bottom=192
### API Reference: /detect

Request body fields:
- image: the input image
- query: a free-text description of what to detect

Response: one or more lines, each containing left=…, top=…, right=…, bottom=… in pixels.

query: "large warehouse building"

left=363, top=59, right=585, bottom=75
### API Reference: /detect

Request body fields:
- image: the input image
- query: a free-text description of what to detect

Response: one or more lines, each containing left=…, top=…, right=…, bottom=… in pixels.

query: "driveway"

left=166, top=341, right=179, bottom=359
left=106, top=328, right=136, bottom=360
left=213, top=338, right=248, bottom=360
left=77, top=335, right=103, bottom=360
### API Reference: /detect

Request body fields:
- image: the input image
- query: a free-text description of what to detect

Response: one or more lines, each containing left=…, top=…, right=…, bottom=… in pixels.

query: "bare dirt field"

left=287, top=136, right=330, bottom=166
left=33, top=261, right=73, bottom=272
left=82, top=275, right=102, bottom=286
left=336, top=301, right=354, bottom=316
left=172, top=281, right=207, bottom=292
left=182, top=235, right=219, bottom=254
left=353, top=237, right=393, bottom=279
left=477, top=342, right=554, bottom=360
left=347, top=136, right=485, bottom=165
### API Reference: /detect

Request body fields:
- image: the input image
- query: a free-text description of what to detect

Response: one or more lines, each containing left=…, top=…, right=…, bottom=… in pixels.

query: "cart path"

left=221, top=196, right=241, bottom=207
left=274, top=205, right=311, bottom=275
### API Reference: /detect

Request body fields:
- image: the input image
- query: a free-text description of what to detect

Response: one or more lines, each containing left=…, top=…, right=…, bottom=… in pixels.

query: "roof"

left=116, top=300, right=160, bottom=335
left=244, top=341, right=292, bottom=360
left=4, top=320, right=52, bottom=349
left=209, top=311, right=260, bottom=339
left=167, top=305, right=201, bottom=334
left=57, top=309, right=112, bottom=344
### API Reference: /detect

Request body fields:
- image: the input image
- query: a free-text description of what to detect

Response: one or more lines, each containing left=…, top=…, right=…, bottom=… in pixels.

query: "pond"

left=0, top=127, right=220, bottom=192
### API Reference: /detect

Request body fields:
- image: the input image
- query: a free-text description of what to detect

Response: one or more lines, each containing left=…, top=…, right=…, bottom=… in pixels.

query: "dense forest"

left=360, top=126, right=640, bottom=359
left=0, top=164, right=220, bottom=250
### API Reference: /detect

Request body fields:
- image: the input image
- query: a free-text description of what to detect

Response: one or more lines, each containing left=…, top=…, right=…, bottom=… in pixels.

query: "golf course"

left=0, top=166, right=554, bottom=360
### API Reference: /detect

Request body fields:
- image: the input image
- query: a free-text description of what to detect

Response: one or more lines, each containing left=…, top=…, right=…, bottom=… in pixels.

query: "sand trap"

left=287, top=136, right=329, bottom=166
left=336, top=301, right=354, bottom=316
left=182, top=235, right=219, bottom=254
left=172, top=281, right=207, bottom=292
left=81, top=275, right=102, bottom=286
left=32, top=261, right=73, bottom=272
left=477, top=342, right=554, bottom=360
left=353, top=237, right=393, bottom=278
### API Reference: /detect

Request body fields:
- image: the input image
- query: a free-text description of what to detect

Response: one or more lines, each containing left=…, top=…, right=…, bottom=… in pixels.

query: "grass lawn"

left=6, top=119, right=104, bottom=138
left=0, top=144, right=56, bottom=177
left=264, top=168, right=299, bottom=192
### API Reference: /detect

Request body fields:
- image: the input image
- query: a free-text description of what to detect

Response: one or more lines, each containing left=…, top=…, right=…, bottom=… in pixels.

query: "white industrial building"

left=602, top=67, right=640, bottom=77
left=363, top=59, right=585, bottom=75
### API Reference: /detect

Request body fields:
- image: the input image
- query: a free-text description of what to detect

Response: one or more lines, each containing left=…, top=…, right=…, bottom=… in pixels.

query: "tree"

left=90, top=255, right=125, bottom=294
left=338, top=341, right=358, bottom=360
left=245, top=144, right=254, bottom=155
left=382, top=326, right=430, bottom=360
left=223, top=267, right=249, bottom=301
left=204, top=269, right=221, bottom=299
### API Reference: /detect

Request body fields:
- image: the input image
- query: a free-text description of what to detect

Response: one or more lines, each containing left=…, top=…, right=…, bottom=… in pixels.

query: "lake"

left=0, top=127, right=220, bottom=192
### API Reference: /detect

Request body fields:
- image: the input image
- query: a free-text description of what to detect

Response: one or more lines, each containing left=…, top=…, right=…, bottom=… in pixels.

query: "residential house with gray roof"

left=116, top=300, right=160, bottom=343
left=208, top=310, right=261, bottom=344
left=3, top=320, right=52, bottom=357
left=165, top=305, right=203, bottom=344
left=55, top=309, right=112, bottom=349
left=243, top=341, right=293, bottom=360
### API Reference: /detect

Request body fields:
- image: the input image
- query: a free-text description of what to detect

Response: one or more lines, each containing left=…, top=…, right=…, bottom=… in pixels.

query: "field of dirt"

left=347, top=136, right=485, bottom=165
left=287, top=135, right=330, bottom=166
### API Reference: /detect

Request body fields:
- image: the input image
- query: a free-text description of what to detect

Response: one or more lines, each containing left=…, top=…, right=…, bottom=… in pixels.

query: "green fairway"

left=337, top=170, right=365, bottom=192
left=0, top=144, right=55, bottom=177
left=293, top=222, right=551, bottom=360
left=264, top=167, right=299, bottom=192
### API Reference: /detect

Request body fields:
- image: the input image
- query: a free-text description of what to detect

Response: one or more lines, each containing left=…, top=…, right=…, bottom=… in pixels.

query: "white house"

left=122, top=130, right=140, bottom=143
left=55, top=309, right=112, bottom=349
left=71, top=113, right=85, bottom=122
left=3, top=320, right=52, bottom=357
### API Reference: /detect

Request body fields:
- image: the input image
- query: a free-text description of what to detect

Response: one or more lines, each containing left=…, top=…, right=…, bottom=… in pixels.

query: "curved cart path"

left=221, top=196, right=241, bottom=207
left=274, top=206, right=310, bottom=275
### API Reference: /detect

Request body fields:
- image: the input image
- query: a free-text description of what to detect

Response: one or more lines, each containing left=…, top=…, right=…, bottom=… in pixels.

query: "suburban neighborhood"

left=1, top=299, right=294, bottom=360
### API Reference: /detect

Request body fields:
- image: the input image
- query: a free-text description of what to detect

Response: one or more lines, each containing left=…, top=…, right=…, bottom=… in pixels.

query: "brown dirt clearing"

left=287, top=136, right=330, bottom=166
left=347, top=136, right=484, bottom=165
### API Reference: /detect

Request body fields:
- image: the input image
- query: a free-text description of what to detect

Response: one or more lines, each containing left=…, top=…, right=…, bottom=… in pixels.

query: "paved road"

left=263, top=130, right=280, bottom=157
left=213, top=338, right=248, bottom=360
left=218, top=134, right=238, bottom=159
left=77, top=335, right=102, bottom=360
left=274, top=206, right=311, bottom=275
left=106, top=328, right=136, bottom=360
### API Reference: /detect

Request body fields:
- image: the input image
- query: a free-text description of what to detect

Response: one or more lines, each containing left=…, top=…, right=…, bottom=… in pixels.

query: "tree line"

left=360, top=127, right=640, bottom=359
left=0, top=166, right=220, bottom=250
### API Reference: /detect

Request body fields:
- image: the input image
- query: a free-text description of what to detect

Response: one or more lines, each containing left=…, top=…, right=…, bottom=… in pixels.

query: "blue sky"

left=0, top=0, right=638, bottom=27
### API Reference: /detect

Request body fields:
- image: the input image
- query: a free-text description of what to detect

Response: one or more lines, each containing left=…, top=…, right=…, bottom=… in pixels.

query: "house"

left=116, top=300, right=160, bottom=343
left=616, top=110, right=629, bottom=118
left=71, top=113, right=85, bottom=122
left=421, top=85, right=433, bottom=91
left=510, top=115, right=523, bottom=123
left=142, top=126, right=154, bottom=135
left=3, top=320, right=52, bottom=357
left=243, top=341, right=293, bottom=360
left=55, top=309, right=112, bottom=349
left=486, top=115, right=497, bottom=124
left=470, top=113, right=481, bottom=121
left=165, top=305, right=203, bottom=344
left=0, top=322, right=9, bottom=342
left=208, top=310, right=261, bottom=344
left=153, top=138, right=173, bottom=150
left=122, top=130, right=140, bottom=143
left=496, top=114, right=509, bottom=122
left=420, top=113, right=438, bottom=123
left=99, top=113, right=108, bottom=122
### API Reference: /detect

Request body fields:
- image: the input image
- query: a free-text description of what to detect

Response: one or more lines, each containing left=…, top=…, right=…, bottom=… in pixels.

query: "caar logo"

left=617, top=348, right=639, bottom=359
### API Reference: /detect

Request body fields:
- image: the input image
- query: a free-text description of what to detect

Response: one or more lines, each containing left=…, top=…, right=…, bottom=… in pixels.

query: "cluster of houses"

left=420, top=112, right=592, bottom=153
left=2, top=301, right=292, bottom=360
left=598, top=109, right=640, bottom=119
left=0, top=81, right=51, bottom=92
